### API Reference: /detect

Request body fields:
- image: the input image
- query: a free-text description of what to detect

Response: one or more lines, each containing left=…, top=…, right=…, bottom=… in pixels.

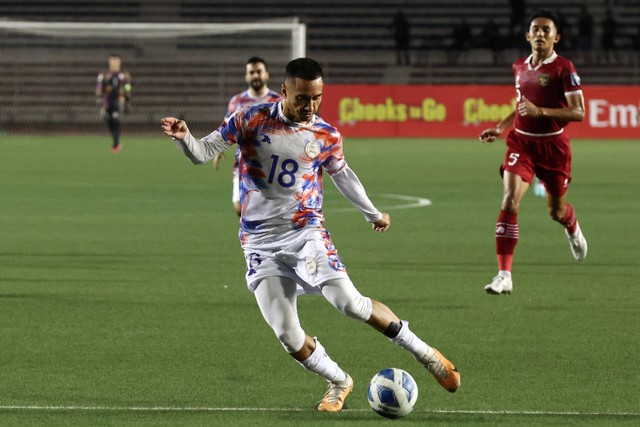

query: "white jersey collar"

left=246, top=88, right=270, bottom=101
left=525, top=51, right=557, bottom=70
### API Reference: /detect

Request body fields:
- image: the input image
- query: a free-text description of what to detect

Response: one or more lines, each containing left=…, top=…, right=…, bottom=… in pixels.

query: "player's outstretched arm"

left=161, top=117, right=231, bottom=165
left=479, top=127, right=501, bottom=143
left=160, top=117, right=188, bottom=140
left=479, top=110, right=516, bottom=143
left=372, top=212, right=390, bottom=233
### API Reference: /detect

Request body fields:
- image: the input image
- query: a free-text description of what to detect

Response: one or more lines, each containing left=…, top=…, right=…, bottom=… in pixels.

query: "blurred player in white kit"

left=214, top=56, right=282, bottom=215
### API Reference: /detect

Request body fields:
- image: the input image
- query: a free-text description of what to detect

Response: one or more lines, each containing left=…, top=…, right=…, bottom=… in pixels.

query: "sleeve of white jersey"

left=329, top=166, right=382, bottom=223
left=173, top=129, right=232, bottom=164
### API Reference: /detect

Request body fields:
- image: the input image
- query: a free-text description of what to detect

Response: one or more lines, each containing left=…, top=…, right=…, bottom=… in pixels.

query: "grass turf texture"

left=0, top=135, right=638, bottom=426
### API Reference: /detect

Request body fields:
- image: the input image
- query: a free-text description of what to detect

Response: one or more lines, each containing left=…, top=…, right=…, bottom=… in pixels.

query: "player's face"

left=108, top=56, right=121, bottom=72
left=281, top=77, right=323, bottom=124
left=526, top=18, right=560, bottom=53
left=245, top=63, right=269, bottom=91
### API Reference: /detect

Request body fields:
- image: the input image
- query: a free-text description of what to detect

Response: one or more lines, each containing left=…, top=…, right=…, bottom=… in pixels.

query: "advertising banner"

left=321, top=85, right=640, bottom=139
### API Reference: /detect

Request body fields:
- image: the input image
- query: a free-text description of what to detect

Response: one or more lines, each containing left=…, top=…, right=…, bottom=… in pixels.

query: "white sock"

left=498, top=270, right=512, bottom=279
left=390, top=321, right=433, bottom=360
left=298, top=338, right=347, bottom=383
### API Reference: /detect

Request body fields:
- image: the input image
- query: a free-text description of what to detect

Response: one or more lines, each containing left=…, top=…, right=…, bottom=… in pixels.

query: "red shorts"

left=501, top=130, right=572, bottom=197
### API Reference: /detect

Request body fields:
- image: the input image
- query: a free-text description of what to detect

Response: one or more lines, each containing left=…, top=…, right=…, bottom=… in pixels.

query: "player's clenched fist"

left=479, top=128, right=499, bottom=143
left=161, top=117, right=188, bottom=140
left=372, top=212, right=391, bottom=233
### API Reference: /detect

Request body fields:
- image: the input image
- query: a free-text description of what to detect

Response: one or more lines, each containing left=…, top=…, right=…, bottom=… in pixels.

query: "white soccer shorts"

left=243, top=228, right=349, bottom=294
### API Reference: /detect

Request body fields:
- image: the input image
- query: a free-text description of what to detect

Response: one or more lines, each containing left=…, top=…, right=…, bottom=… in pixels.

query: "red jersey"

left=512, top=52, right=582, bottom=136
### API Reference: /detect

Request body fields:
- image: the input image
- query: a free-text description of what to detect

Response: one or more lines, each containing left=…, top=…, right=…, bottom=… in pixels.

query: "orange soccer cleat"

left=418, top=348, right=461, bottom=393
left=317, top=373, right=353, bottom=412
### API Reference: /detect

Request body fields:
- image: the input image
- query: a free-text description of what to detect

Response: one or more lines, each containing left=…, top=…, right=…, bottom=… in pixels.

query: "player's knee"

left=341, top=295, right=373, bottom=322
left=275, top=326, right=306, bottom=354
left=321, top=279, right=373, bottom=321
left=500, top=195, right=520, bottom=213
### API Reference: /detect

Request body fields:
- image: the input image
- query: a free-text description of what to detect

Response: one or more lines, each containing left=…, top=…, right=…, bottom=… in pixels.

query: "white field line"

left=0, top=405, right=638, bottom=417
left=331, top=193, right=432, bottom=213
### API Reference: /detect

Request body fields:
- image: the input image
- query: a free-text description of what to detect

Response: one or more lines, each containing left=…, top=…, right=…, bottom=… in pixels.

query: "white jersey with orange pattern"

left=226, top=89, right=282, bottom=117
left=225, top=89, right=284, bottom=186
left=173, top=101, right=382, bottom=246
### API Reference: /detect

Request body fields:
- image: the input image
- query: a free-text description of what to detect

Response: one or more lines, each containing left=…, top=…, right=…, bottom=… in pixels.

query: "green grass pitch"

left=1, top=135, right=638, bottom=426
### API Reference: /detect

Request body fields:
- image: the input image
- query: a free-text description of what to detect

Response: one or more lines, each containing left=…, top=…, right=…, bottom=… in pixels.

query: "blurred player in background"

left=214, top=57, right=282, bottom=215
left=161, top=57, right=459, bottom=413
left=96, top=54, right=131, bottom=153
left=532, top=177, right=546, bottom=197
left=479, top=10, right=588, bottom=295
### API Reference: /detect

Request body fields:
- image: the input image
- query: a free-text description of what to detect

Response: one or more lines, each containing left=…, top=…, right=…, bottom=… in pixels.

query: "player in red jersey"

left=479, top=10, right=588, bottom=295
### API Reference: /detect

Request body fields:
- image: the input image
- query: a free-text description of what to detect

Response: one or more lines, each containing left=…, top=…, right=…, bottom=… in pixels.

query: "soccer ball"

left=367, top=368, right=419, bottom=418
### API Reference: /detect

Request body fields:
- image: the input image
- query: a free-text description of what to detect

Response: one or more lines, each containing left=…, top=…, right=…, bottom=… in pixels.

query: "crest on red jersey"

left=539, top=73, right=550, bottom=87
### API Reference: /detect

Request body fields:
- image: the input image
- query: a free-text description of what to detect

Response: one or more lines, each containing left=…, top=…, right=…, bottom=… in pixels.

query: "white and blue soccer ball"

left=367, top=368, right=419, bottom=418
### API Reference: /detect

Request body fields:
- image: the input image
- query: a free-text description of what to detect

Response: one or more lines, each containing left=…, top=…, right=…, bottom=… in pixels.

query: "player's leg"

left=320, top=279, right=460, bottom=393
left=486, top=170, right=529, bottom=294
left=252, top=276, right=352, bottom=412
left=547, top=193, right=587, bottom=261
left=539, top=138, right=587, bottom=261
left=108, top=108, right=121, bottom=152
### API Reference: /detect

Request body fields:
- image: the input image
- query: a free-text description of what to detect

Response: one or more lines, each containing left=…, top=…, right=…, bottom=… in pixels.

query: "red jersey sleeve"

left=561, top=60, right=582, bottom=94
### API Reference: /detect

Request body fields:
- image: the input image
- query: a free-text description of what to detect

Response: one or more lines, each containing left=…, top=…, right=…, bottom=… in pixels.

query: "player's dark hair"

left=247, top=56, right=267, bottom=69
left=285, top=58, right=323, bottom=81
left=529, top=9, right=561, bottom=33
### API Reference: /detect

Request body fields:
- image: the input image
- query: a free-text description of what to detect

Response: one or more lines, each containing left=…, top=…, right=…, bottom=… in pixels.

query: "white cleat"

left=565, top=222, right=588, bottom=261
left=484, top=274, right=513, bottom=295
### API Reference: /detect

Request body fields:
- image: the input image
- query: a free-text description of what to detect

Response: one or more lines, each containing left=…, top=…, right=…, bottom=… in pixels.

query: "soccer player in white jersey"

left=213, top=57, right=283, bottom=216
left=161, top=58, right=460, bottom=412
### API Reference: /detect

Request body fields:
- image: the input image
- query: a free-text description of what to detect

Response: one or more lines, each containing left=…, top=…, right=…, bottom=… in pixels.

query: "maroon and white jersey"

left=512, top=52, right=582, bottom=136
